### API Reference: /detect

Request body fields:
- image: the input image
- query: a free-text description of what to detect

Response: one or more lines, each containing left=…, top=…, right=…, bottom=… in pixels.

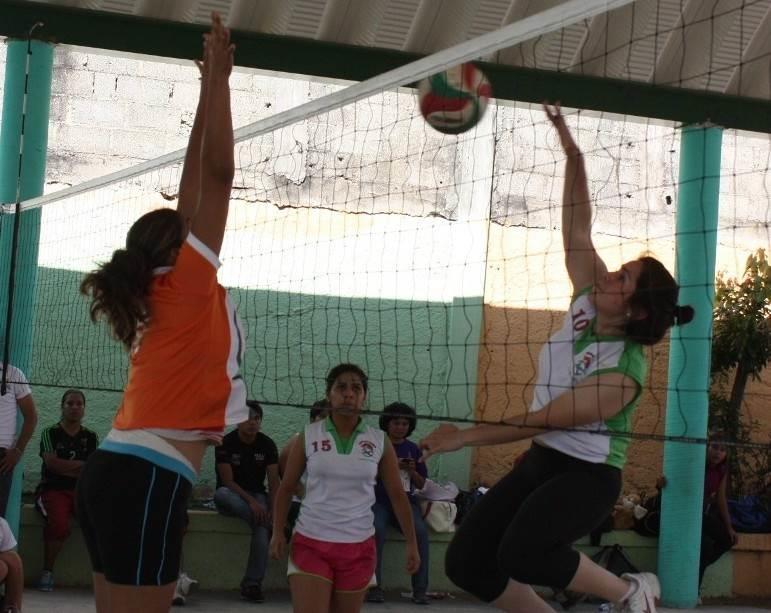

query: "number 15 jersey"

left=295, top=417, right=385, bottom=543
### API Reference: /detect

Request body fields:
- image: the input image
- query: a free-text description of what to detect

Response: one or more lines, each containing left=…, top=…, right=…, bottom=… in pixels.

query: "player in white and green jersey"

left=420, top=103, right=694, bottom=613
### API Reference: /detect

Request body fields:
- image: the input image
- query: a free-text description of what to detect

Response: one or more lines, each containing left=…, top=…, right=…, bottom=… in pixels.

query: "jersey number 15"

left=312, top=440, right=332, bottom=453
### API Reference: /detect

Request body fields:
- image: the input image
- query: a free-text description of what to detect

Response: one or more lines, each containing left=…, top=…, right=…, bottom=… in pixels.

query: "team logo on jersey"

left=574, top=351, right=596, bottom=379
left=359, top=440, right=376, bottom=458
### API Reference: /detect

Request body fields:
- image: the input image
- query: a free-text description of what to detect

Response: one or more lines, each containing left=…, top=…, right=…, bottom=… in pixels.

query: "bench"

left=16, top=504, right=771, bottom=596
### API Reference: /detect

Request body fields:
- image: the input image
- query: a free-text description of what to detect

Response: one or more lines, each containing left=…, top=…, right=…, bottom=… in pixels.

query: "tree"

left=710, top=248, right=771, bottom=493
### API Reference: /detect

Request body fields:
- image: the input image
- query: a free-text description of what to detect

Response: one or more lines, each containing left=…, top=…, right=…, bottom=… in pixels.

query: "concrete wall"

left=0, top=40, right=769, bottom=497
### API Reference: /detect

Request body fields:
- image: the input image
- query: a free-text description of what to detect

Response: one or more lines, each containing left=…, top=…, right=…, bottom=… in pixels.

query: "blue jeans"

left=214, top=487, right=270, bottom=587
left=373, top=498, right=429, bottom=593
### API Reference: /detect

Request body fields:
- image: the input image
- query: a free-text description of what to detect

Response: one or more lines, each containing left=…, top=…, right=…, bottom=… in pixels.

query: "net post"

left=0, top=38, right=54, bottom=537
left=659, top=124, right=722, bottom=607
left=439, top=108, right=496, bottom=489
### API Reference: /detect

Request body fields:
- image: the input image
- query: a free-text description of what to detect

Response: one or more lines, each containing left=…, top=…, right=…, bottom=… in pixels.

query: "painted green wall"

left=21, top=266, right=462, bottom=493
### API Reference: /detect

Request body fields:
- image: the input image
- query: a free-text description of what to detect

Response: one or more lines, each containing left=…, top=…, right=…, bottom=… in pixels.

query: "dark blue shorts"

left=76, top=449, right=192, bottom=586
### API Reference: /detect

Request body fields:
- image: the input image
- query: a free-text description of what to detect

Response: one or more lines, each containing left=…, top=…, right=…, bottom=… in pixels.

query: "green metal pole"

left=0, top=38, right=54, bottom=537
left=658, top=124, right=722, bottom=607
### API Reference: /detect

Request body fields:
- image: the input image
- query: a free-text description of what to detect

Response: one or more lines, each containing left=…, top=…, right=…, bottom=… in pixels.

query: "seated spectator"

left=0, top=362, right=38, bottom=519
left=699, top=434, right=737, bottom=585
left=0, top=516, right=22, bottom=613
left=367, top=402, right=430, bottom=605
left=214, top=401, right=279, bottom=603
left=35, top=389, right=97, bottom=592
left=278, top=400, right=330, bottom=541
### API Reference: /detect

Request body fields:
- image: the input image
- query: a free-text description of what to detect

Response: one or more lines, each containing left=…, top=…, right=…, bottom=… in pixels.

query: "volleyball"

left=417, top=63, right=492, bottom=135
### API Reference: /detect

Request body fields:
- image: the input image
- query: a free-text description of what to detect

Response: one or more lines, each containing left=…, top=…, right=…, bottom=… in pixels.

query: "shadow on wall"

left=473, top=304, right=690, bottom=497
left=24, top=266, right=455, bottom=491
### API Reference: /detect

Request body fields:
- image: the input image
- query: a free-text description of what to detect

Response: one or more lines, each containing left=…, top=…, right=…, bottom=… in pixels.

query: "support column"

left=0, top=38, right=54, bottom=537
left=658, top=124, right=722, bottom=607
left=438, top=107, right=496, bottom=489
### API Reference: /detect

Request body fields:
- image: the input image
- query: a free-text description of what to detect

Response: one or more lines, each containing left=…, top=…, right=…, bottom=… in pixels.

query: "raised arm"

left=544, top=103, right=608, bottom=293
left=421, top=371, right=639, bottom=458
left=192, top=11, right=235, bottom=256
left=176, top=47, right=208, bottom=227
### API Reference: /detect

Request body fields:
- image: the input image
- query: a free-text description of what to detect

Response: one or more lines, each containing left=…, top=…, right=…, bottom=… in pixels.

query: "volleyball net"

left=3, top=0, right=771, bottom=491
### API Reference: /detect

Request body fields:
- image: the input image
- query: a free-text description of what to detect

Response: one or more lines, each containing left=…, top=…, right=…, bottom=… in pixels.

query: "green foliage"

left=712, top=248, right=771, bottom=379
left=710, top=249, right=771, bottom=494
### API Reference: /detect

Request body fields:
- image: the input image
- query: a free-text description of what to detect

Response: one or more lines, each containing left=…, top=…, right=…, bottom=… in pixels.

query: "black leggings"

left=445, top=443, right=621, bottom=602
left=699, top=512, right=733, bottom=585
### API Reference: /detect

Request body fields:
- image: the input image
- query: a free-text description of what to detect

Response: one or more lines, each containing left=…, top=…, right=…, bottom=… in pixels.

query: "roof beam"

left=402, top=0, right=475, bottom=54
left=724, top=0, right=771, bottom=98
left=496, top=0, right=566, bottom=66
left=226, top=0, right=295, bottom=35
left=316, top=0, right=389, bottom=45
left=651, top=0, right=745, bottom=87
left=1, top=0, right=771, bottom=133
left=569, top=0, right=657, bottom=77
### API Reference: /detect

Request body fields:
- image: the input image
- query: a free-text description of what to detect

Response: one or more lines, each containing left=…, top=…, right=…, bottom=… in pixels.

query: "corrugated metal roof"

left=16, top=0, right=771, bottom=101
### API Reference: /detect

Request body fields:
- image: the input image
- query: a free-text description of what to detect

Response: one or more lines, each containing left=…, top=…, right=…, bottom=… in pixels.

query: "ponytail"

left=80, top=248, right=154, bottom=350
left=80, top=208, right=184, bottom=351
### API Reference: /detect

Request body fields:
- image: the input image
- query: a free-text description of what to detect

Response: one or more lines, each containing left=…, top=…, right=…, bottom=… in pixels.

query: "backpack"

left=633, top=492, right=662, bottom=538
left=728, top=495, right=770, bottom=533
left=552, top=545, right=639, bottom=610
left=454, top=488, right=485, bottom=525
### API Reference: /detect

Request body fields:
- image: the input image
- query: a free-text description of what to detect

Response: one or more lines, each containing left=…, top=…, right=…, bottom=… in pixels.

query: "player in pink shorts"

left=271, top=364, right=420, bottom=612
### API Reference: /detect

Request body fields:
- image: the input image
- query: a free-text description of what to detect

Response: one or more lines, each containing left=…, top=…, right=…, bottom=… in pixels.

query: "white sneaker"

left=172, top=572, right=198, bottom=606
left=620, top=573, right=660, bottom=613
left=171, top=586, right=185, bottom=607
left=178, top=572, right=198, bottom=596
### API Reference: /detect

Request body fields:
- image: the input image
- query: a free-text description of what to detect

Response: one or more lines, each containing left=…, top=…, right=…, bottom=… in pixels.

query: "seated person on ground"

left=0, top=516, right=23, bottom=613
left=35, top=389, right=98, bottom=592
left=214, top=400, right=279, bottom=603
left=367, top=402, right=431, bottom=605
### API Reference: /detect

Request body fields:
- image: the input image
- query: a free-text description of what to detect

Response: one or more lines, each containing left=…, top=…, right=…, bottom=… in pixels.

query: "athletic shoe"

left=240, top=584, right=265, bottom=603
left=172, top=572, right=198, bottom=606
left=620, top=572, right=660, bottom=613
left=171, top=589, right=185, bottom=606
left=365, top=586, right=385, bottom=603
left=411, top=591, right=430, bottom=605
left=37, top=570, right=54, bottom=592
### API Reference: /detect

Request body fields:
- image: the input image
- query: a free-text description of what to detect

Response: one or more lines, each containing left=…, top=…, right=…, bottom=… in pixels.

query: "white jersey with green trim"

left=531, top=290, right=647, bottom=468
left=295, top=417, right=385, bottom=543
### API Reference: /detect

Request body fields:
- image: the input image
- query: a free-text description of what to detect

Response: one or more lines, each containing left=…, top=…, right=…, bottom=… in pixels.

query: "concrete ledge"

left=16, top=505, right=769, bottom=597
left=733, top=533, right=771, bottom=597
left=17, top=505, right=457, bottom=591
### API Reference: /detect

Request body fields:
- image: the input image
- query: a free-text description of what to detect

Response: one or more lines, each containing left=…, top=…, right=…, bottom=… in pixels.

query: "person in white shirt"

left=0, top=363, right=38, bottom=518
left=420, top=104, right=695, bottom=613
left=271, top=364, right=419, bottom=613
left=0, top=516, right=23, bottom=612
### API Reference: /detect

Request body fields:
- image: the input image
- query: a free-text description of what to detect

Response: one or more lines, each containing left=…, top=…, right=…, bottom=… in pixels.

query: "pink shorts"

left=289, top=532, right=376, bottom=592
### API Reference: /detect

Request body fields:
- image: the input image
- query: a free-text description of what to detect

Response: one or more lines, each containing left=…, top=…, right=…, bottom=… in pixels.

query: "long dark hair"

left=625, top=256, right=695, bottom=345
left=80, top=209, right=185, bottom=350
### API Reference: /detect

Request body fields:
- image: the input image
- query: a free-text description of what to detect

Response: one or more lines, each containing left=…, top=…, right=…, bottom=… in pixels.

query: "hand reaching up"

left=204, top=11, right=234, bottom=82
left=543, top=101, right=579, bottom=154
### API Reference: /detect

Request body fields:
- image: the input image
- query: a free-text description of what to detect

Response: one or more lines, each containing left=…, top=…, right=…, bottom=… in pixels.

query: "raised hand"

left=205, top=11, right=234, bottom=81
left=543, top=101, right=579, bottom=153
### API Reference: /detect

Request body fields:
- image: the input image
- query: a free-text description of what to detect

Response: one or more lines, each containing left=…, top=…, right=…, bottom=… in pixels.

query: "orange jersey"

left=113, top=233, right=247, bottom=432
